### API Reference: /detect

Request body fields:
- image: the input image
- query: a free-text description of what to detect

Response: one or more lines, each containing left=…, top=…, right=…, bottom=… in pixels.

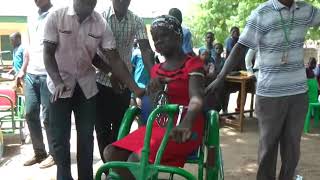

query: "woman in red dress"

left=103, top=15, right=205, bottom=179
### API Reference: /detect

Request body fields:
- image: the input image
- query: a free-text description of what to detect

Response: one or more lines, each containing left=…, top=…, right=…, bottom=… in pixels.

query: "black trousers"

left=95, top=83, right=131, bottom=162
left=50, top=84, right=96, bottom=180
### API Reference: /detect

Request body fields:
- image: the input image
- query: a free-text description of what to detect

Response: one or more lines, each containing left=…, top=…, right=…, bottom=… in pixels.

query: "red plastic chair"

left=0, top=88, right=25, bottom=142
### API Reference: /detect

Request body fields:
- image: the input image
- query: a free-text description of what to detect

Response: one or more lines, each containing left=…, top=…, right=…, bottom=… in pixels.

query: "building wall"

left=0, top=16, right=27, bottom=61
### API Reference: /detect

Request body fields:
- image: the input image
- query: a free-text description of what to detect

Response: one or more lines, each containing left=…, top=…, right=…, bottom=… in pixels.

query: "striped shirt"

left=239, top=0, right=320, bottom=97
left=96, top=6, right=148, bottom=87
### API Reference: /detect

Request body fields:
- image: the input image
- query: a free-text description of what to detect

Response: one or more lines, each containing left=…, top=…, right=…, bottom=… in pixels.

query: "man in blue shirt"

left=131, top=40, right=150, bottom=89
left=225, top=26, right=240, bottom=58
left=169, top=8, right=195, bottom=56
left=8, top=32, right=24, bottom=76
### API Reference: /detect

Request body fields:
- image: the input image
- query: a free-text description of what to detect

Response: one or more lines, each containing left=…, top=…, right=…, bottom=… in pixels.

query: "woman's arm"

left=169, top=69, right=205, bottom=143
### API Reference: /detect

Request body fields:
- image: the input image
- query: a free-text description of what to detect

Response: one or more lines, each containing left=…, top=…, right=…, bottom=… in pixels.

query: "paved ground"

left=1, top=93, right=320, bottom=180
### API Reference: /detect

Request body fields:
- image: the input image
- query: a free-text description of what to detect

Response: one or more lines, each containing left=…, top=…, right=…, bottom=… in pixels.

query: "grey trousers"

left=255, top=93, right=308, bottom=180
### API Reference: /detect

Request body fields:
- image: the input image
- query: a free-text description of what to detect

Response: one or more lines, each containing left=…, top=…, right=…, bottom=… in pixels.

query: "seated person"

left=103, top=15, right=205, bottom=179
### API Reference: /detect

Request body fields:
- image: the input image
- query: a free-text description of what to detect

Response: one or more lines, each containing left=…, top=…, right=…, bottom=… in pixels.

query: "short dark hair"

left=206, top=32, right=214, bottom=37
left=168, top=8, right=182, bottom=23
left=215, top=43, right=223, bottom=49
left=10, top=32, right=21, bottom=40
left=230, top=26, right=239, bottom=33
left=309, top=57, right=317, bottom=64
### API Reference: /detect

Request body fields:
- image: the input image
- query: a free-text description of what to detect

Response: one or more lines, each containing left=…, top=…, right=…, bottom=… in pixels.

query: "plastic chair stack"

left=304, top=79, right=320, bottom=133
left=0, top=88, right=26, bottom=142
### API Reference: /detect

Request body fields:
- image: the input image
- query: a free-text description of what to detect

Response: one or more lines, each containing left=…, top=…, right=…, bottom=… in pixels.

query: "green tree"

left=185, top=0, right=320, bottom=48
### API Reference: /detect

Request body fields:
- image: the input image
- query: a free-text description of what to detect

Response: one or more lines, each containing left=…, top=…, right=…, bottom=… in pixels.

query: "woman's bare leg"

left=103, top=145, right=136, bottom=180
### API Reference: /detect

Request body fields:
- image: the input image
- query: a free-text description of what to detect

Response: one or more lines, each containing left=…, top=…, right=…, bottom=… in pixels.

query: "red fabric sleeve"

left=150, top=64, right=161, bottom=79
left=185, top=56, right=205, bottom=73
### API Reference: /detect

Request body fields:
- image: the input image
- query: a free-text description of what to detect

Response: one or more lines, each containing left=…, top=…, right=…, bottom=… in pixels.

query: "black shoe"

left=23, top=154, right=47, bottom=166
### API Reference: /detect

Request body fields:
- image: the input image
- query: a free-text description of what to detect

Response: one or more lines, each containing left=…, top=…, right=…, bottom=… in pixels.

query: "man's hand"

left=133, top=87, right=145, bottom=98
left=16, top=71, right=25, bottom=87
left=169, top=120, right=193, bottom=143
left=51, top=83, right=70, bottom=103
left=147, top=77, right=171, bottom=94
left=205, top=77, right=223, bottom=95
left=110, top=75, right=122, bottom=94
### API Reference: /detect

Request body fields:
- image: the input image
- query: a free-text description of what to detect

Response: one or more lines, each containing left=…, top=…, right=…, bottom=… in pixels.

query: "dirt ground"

left=1, top=94, right=320, bottom=180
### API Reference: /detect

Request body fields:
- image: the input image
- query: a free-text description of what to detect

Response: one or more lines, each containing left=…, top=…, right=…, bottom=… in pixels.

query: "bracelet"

left=189, top=72, right=205, bottom=77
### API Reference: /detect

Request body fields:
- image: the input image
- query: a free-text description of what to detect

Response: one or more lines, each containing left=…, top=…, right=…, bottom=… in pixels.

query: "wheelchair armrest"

left=205, top=110, right=220, bottom=147
left=117, top=106, right=141, bottom=140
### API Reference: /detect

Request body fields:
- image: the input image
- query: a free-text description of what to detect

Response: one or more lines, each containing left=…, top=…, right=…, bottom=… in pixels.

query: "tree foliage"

left=185, top=0, right=320, bottom=47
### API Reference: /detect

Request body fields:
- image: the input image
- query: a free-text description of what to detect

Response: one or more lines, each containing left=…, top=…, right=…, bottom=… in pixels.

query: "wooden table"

left=222, top=74, right=255, bottom=132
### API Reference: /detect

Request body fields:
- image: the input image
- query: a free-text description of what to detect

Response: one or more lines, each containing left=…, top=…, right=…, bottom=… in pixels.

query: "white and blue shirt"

left=239, top=0, right=320, bottom=97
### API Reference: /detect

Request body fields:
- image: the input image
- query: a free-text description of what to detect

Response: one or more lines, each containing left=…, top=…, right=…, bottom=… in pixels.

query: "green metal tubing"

left=154, top=164, right=197, bottom=180
left=117, top=106, right=141, bottom=140
left=206, top=110, right=221, bottom=180
left=197, top=144, right=204, bottom=180
left=140, top=104, right=179, bottom=180
left=95, top=161, right=140, bottom=180
left=154, top=109, right=177, bottom=165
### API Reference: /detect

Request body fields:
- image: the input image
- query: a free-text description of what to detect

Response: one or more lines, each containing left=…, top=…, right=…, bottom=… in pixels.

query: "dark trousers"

left=50, top=84, right=96, bottom=180
left=256, top=93, right=308, bottom=180
left=24, top=73, right=53, bottom=157
left=95, top=83, right=131, bottom=162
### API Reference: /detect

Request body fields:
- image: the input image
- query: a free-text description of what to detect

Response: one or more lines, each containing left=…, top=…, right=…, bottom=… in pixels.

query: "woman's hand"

left=169, top=120, right=193, bottom=143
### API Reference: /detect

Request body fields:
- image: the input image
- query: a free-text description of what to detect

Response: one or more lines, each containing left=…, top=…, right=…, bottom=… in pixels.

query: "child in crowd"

left=103, top=15, right=205, bottom=179
left=204, top=43, right=227, bottom=112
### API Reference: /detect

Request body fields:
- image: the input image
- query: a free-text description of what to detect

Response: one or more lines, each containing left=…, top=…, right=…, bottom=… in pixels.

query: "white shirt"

left=27, top=7, right=55, bottom=75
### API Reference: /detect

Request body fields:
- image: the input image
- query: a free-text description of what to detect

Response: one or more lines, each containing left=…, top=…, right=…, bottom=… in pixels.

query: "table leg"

left=239, top=81, right=246, bottom=132
left=250, top=92, right=254, bottom=117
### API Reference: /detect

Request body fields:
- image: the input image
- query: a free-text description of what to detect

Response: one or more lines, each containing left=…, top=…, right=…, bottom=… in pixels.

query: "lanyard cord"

left=279, top=10, right=295, bottom=49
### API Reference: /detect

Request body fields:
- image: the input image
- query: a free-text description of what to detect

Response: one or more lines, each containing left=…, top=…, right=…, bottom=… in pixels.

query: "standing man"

left=206, top=0, right=320, bottom=179
left=169, top=8, right=195, bottom=56
left=225, top=26, right=240, bottom=58
left=8, top=32, right=24, bottom=76
left=17, top=0, right=55, bottom=168
left=43, top=0, right=143, bottom=179
left=95, top=0, right=154, bottom=162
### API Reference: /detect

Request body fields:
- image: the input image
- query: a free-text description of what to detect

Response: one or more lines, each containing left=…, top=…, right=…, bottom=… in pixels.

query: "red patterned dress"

left=112, top=56, right=205, bottom=167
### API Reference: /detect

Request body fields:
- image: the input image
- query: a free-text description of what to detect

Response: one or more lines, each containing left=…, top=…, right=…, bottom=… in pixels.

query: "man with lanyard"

left=206, top=0, right=320, bottom=179
left=17, top=0, right=55, bottom=168
left=95, top=0, right=154, bottom=162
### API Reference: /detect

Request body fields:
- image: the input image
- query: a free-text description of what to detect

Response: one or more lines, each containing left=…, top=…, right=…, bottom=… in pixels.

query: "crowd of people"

left=5, top=0, right=320, bottom=180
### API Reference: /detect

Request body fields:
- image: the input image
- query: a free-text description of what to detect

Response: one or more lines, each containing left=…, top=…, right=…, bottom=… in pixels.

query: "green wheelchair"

left=95, top=103, right=224, bottom=180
